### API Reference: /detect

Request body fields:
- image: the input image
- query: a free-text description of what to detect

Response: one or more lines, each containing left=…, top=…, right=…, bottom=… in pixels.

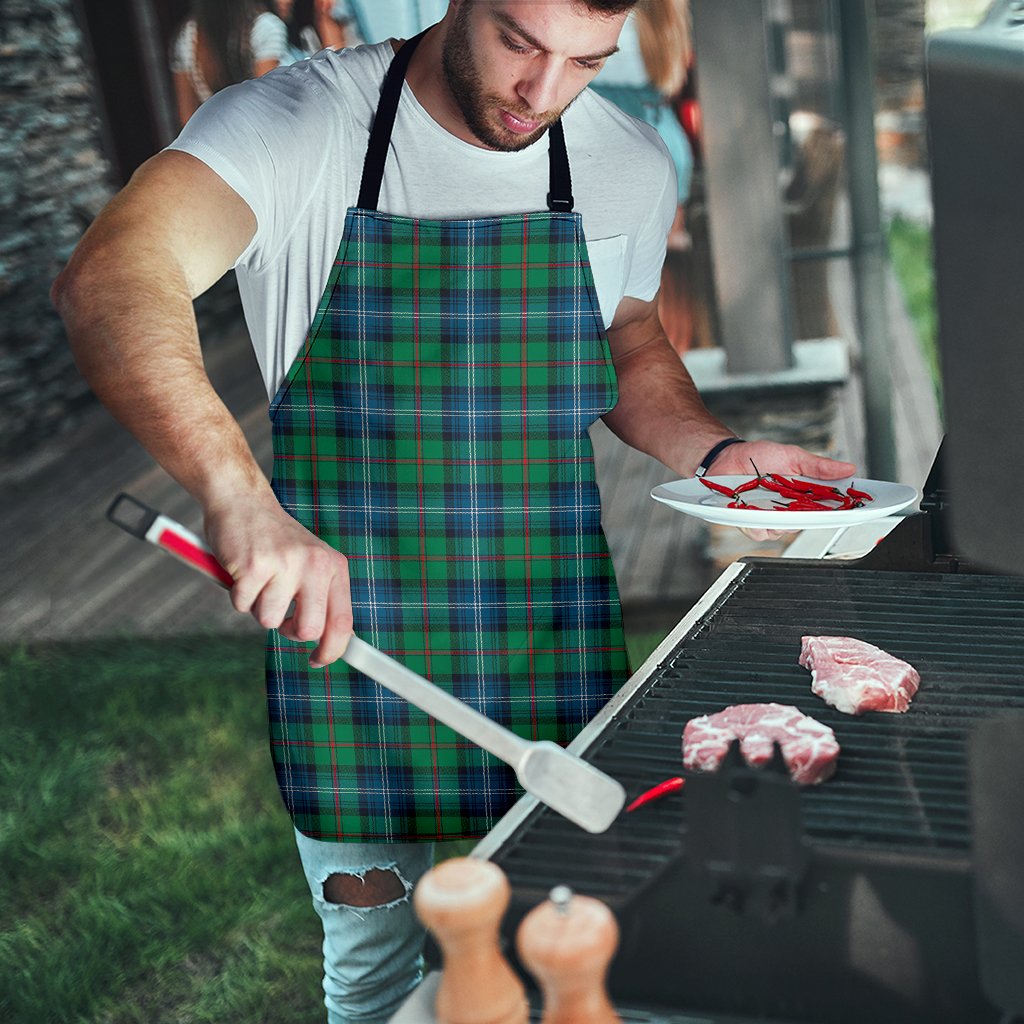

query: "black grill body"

left=482, top=557, right=1024, bottom=1023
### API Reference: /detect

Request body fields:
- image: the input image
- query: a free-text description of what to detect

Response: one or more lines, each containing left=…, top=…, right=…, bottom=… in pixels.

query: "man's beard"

left=441, top=3, right=560, bottom=151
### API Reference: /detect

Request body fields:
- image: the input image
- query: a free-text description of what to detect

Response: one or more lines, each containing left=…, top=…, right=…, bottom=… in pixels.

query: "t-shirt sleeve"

left=165, top=65, right=342, bottom=272
left=623, top=135, right=678, bottom=302
left=251, top=12, right=289, bottom=63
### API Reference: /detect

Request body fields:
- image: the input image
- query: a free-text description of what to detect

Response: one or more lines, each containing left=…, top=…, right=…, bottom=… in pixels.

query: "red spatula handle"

left=106, top=493, right=234, bottom=589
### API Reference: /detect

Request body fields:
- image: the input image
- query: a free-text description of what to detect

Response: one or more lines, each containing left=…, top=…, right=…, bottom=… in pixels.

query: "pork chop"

left=682, top=702, right=840, bottom=785
left=799, top=635, right=920, bottom=716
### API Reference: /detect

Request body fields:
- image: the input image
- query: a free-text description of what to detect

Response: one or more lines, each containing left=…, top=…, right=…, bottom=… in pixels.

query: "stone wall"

left=0, top=0, right=116, bottom=462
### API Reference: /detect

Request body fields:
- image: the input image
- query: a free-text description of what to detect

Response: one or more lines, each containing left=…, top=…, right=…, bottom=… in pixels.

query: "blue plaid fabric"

left=265, top=208, right=629, bottom=841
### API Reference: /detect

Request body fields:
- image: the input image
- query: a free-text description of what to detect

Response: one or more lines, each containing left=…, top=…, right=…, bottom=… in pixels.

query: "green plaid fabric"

left=266, top=208, right=629, bottom=841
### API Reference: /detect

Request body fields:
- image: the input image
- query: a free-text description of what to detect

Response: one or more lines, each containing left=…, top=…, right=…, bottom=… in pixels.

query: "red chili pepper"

left=699, top=477, right=738, bottom=498
left=799, top=479, right=843, bottom=498
left=734, top=478, right=762, bottom=494
left=768, top=473, right=814, bottom=493
left=847, top=486, right=873, bottom=502
left=780, top=497, right=835, bottom=511
left=762, top=479, right=824, bottom=502
left=758, top=477, right=799, bottom=496
left=626, top=776, right=685, bottom=812
left=772, top=473, right=846, bottom=499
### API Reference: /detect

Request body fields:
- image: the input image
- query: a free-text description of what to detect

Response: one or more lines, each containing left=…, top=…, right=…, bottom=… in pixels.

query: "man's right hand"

left=204, top=495, right=353, bottom=668
left=51, top=150, right=354, bottom=667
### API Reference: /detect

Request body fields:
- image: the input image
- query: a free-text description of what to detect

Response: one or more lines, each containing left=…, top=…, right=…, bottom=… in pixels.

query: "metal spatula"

left=107, top=493, right=626, bottom=834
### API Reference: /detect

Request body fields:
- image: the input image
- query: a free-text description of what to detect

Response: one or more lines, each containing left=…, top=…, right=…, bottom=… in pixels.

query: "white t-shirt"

left=168, top=40, right=677, bottom=398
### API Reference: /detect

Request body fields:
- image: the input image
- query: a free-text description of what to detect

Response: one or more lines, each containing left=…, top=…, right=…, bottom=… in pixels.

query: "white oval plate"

left=650, top=476, right=920, bottom=530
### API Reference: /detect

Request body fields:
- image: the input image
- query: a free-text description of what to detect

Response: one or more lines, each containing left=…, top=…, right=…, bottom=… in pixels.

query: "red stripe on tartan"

left=321, top=663, right=344, bottom=831
left=306, top=357, right=611, bottom=369
left=274, top=455, right=591, bottom=466
left=304, top=326, right=320, bottom=537
left=311, top=828, right=487, bottom=841
left=267, top=642, right=627, bottom=658
left=270, top=738, right=483, bottom=750
left=412, top=220, right=444, bottom=835
left=334, top=260, right=583, bottom=271
left=521, top=217, right=538, bottom=742
left=303, top=258, right=341, bottom=828
left=343, top=552, right=614, bottom=562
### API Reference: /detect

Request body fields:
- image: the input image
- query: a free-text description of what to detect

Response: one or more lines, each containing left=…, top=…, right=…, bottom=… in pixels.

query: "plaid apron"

left=265, top=31, right=629, bottom=841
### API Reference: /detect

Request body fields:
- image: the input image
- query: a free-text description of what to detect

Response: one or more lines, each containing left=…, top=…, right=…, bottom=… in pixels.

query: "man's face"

left=441, top=1, right=626, bottom=151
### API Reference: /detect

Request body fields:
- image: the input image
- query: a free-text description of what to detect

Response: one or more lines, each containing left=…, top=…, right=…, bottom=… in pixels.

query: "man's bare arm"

left=51, top=151, right=353, bottom=664
left=603, top=295, right=733, bottom=477
left=603, top=295, right=856, bottom=481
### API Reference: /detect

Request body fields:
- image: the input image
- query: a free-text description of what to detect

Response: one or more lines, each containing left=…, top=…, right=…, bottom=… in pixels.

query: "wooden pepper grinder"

left=516, top=885, right=621, bottom=1024
left=413, top=857, right=528, bottom=1024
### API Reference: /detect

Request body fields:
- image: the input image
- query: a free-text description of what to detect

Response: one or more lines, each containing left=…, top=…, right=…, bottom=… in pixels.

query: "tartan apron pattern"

left=266, top=208, right=629, bottom=841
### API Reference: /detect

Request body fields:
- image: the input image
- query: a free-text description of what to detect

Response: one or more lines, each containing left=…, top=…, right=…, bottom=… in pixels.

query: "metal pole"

left=837, top=0, right=898, bottom=480
left=691, top=0, right=794, bottom=374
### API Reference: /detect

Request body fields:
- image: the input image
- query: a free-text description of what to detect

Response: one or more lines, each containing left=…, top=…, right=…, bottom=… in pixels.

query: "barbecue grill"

left=471, top=448, right=1024, bottom=1022
left=394, top=7, right=1024, bottom=1021
left=472, top=5, right=1024, bottom=1015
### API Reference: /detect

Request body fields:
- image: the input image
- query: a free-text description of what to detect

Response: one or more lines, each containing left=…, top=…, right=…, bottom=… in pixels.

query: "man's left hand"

left=707, top=440, right=857, bottom=542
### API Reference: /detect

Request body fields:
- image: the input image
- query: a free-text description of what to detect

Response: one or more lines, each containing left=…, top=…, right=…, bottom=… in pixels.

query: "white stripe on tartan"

left=270, top=635, right=296, bottom=808
left=346, top=599, right=621, bottom=610
left=280, top=502, right=603, bottom=513
left=283, top=784, right=520, bottom=796
left=283, top=405, right=611, bottom=417
left=285, top=694, right=570, bottom=707
left=466, top=218, right=493, bottom=822
left=311, top=309, right=597, bottom=319
left=356, top=214, right=393, bottom=836
left=573, top=223, right=587, bottom=723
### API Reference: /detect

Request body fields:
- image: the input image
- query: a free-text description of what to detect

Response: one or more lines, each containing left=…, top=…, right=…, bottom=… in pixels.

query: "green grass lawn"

left=887, top=215, right=941, bottom=404
left=0, top=637, right=321, bottom=1024
left=1, top=630, right=666, bottom=1023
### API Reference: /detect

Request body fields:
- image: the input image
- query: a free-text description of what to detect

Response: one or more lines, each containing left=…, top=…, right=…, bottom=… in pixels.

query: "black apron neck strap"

left=546, top=119, right=574, bottom=213
left=357, top=29, right=428, bottom=211
left=357, top=29, right=575, bottom=214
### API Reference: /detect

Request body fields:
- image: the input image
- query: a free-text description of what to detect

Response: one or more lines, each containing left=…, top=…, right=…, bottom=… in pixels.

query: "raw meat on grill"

left=799, top=635, right=920, bottom=716
left=682, top=703, right=840, bottom=785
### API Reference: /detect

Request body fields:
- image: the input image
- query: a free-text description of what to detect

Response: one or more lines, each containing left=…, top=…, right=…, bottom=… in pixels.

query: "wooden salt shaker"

left=516, top=885, right=621, bottom=1024
left=413, top=857, right=528, bottom=1024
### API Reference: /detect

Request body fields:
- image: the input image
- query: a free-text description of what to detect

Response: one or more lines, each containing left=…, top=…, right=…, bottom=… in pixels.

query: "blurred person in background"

left=592, top=0, right=693, bottom=209
left=171, top=0, right=289, bottom=126
left=592, top=0, right=695, bottom=349
left=333, top=0, right=449, bottom=45
left=277, top=0, right=350, bottom=61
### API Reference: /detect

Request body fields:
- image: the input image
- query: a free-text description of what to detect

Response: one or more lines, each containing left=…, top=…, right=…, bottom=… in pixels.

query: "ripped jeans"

left=294, top=829, right=436, bottom=1024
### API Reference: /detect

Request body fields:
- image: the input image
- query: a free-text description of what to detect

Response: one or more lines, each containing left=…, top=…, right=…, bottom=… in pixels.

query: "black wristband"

left=695, top=437, right=745, bottom=478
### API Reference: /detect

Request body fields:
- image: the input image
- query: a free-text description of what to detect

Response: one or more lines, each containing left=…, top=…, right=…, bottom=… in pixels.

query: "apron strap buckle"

left=546, top=191, right=574, bottom=213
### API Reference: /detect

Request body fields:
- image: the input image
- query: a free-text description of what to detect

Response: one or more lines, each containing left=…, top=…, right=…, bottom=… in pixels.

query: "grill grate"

left=491, top=563, right=1024, bottom=905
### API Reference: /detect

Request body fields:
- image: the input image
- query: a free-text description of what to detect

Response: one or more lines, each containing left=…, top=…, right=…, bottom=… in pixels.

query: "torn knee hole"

left=323, top=868, right=406, bottom=908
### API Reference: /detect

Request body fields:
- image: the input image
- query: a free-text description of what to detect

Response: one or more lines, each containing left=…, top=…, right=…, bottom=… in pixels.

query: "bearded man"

left=52, top=2, right=853, bottom=1019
